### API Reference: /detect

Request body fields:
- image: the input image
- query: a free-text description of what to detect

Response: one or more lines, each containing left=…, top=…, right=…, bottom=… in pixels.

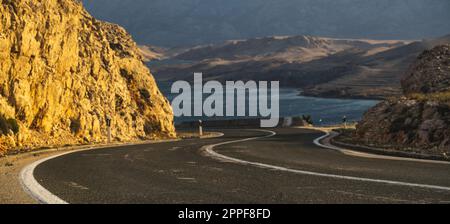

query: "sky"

left=83, top=0, right=450, bottom=47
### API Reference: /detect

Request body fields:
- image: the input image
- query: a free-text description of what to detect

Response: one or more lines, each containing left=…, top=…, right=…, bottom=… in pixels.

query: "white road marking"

left=20, top=151, right=76, bottom=204
left=123, top=154, right=133, bottom=162
left=20, top=139, right=184, bottom=204
left=65, top=182, right=89, bottom=190
left=202, top=129, right=450, bottom=192
left=168, top=147, right=181, bottom=151
left=177, top=177, right=197, bottom=181
left=313, top=130, right=450, bottom=165
left=20, top=128, right=450, bottom=204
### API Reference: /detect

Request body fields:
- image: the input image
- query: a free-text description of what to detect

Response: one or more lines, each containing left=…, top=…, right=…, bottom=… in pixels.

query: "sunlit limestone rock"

left=0, top=0, right=176, bottom=154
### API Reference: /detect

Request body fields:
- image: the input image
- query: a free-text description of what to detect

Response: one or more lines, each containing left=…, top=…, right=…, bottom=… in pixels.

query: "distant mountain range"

left=83, top=0, right=450, bottom=47
left=150, top=34, right=450, bottom=99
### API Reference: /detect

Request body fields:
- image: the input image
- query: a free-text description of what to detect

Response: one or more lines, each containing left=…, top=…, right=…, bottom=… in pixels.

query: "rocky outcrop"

left=402, top=45, right=450, bottom=94
left=0, top=0, right=176, bottom=155
left=354, top=45, right=450, bottom=155
left=355, top=98, right=449, bottom=153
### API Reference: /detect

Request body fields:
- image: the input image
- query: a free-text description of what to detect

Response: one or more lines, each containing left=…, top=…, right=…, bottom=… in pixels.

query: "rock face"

left=355, top=45, right=450, bottom=154
left=355, top=98, right=450, bottom=152
left=0, top=0, right=176, bottom=155
left=402, top=45, right=450, bottom=94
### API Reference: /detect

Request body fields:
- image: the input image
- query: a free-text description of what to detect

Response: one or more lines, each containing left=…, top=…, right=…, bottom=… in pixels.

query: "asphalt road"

left=32, top=128, right=450, bottom=203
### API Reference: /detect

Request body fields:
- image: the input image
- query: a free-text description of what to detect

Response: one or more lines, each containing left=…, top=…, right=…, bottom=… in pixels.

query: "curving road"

left=27, top=128, right=450, bottom=204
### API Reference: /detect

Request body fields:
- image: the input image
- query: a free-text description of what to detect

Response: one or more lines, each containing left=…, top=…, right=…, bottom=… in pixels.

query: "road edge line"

left=20, top=151, right=75, bottom=204
left=312, top=130, right=450, bottom=165
left=202, top=129, right=450, bottom=192
left=18, top=137, right=205, bottom=204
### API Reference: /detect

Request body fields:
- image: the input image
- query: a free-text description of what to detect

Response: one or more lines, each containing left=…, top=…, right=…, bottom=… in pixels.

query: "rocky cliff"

left=354, top=45, right=450, bottom=155
left=401, top=45, right=450, bottom=94
left=0, top=0, right=176, bottom=155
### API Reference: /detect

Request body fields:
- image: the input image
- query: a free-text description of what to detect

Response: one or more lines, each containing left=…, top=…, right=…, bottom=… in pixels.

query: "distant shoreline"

left=299, top=91, right=387, bottom=101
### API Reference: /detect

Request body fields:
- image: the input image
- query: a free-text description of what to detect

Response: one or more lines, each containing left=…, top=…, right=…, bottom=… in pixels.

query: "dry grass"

left=408, top=91, right=450, bottom=102
left=177, top=131, right=222, bottom=139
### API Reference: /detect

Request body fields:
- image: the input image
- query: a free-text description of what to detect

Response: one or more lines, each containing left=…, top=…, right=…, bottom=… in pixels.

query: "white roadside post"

left=106, top=116, right=112, bottom=143
left=198, top=119, right=203, bottom=138
left=343, top=115, right=347, bottom=129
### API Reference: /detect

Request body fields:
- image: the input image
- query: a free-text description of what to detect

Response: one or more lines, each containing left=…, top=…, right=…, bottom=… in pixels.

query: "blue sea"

left=157, top=81, right=379, bottom=126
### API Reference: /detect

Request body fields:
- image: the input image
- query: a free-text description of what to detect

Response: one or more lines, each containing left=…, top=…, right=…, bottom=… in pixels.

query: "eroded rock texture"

left=355, top=45, right=450, bottom=154
left=402, top=45, right=450, bottom=94
left=0, top=0, right=176, bottom=155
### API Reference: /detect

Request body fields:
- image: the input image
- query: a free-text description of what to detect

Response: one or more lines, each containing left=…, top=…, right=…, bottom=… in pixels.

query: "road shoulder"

left=1, top=142, right=175, bottom=204
left=309, top=127, right=450, bottom=164
left=1, top=131, right=223, bottom=204
left=0, top=150, right=59, bottom=204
